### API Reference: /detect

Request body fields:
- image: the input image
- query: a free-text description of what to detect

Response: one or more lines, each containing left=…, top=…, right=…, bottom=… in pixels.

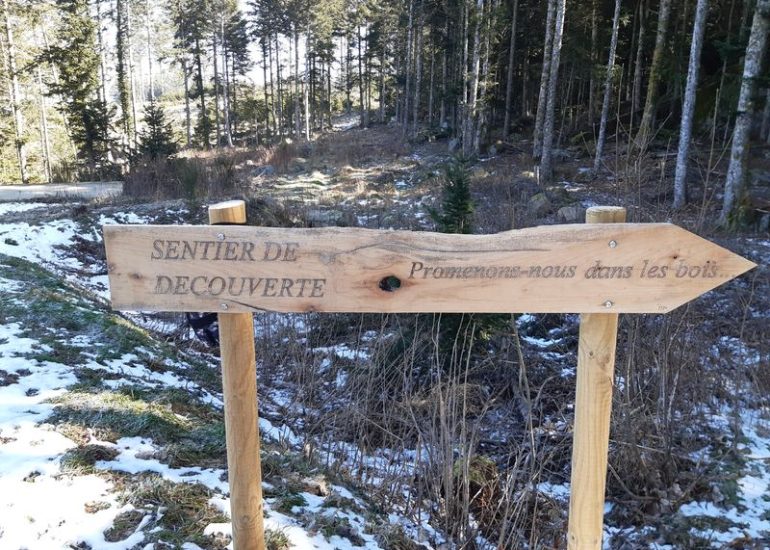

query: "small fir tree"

left=429, top=156, right=508, bottom=362
left=431, top=156, right=474, bottom=234
left=138, top=101, right=178, bottom=160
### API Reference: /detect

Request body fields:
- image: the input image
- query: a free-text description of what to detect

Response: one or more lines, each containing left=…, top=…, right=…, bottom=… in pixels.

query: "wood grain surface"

left=567, top=206, right=624, bottom=550
left=103, top=223, right=756, bottom=314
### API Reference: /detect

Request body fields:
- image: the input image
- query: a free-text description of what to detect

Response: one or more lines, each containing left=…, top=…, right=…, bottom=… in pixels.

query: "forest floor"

left=0, top=121, right=768, bottom=549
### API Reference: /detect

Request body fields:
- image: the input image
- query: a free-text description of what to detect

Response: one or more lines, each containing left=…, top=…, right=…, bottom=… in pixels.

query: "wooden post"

left=567, top=205, right=626, bottom=550
left=209, top=200, right=265, bottom=550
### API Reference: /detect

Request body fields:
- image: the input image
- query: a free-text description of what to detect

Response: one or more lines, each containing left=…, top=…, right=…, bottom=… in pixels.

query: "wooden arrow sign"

left=102, top=223, right=756, bottom=314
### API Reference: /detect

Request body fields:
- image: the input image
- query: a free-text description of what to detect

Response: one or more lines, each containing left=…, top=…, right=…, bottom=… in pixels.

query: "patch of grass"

left=323, top=493, right=363, bottom=514
left=49, top=388, right=191, bottom=444
left=124, top=474, right=229, bottom=547
left=165, top=422, right=227, bottom=468
left=311, top=513, right=366, bottom=546
left=103, top=509, right=145, bottom=542
left=265, top=528, right=291, bottom=550
left=261, top=447, right=316, bottom=483
left=1, top=253, right=220, bottom=401
left=0, top=369, right=20, bottom=386
left=273, top=492, right=308, bottom=514
left=60, top=444, right=119, bottom=474
left=30, top=343, right=87, bottom=366
left=375, top=524, right=427, bottom=550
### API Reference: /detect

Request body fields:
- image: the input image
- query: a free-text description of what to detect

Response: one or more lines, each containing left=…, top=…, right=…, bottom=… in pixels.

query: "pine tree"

left=46, top=0, right=113, bottom=176
left=138, top=100, right=178, bottom=159
left=432, top=156, right=474, bottom=234
left=172, top=0, right=213, bottom=148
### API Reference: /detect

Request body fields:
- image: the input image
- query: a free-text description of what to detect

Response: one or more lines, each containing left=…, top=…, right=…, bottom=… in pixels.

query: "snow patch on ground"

left=0, top=322, right=134, bottom=549
left=674, top=411, right=770, bottom=546
left=0, top=202, right=50, bottom=216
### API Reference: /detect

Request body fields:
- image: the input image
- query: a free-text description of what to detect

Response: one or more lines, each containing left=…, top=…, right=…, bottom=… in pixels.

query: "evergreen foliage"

left=138, top=101, right=178, bottom=160
left=46, top=0, right=112, bottom=176
left=431, top=156, right=474, bottom=234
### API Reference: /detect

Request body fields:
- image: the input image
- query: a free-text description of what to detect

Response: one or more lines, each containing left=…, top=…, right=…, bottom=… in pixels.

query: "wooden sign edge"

left=102, top=222, right=758, bottom=315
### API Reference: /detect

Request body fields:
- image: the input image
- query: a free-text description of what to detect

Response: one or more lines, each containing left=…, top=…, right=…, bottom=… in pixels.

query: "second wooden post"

left=567, top=205, right=626, bottom=550
left=209, top=200, right=266, bottom=550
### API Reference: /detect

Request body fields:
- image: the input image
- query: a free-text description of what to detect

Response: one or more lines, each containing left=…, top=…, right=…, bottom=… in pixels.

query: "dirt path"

left=0, top=182, right=123, bottom=201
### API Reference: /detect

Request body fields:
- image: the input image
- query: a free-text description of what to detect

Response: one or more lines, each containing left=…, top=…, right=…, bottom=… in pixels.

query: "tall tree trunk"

left=720, top=0, right=770, bottom=225
left=182, top=58, right=192, bottom=146
left=304, top=32, right=311, bottom=140
left=95, top=0, right=108, bottom=106
left=539, top=0, right=566, bottom=184
left=412, top=14, right=423, bottom=138
left=503, top=0, right=519, bottom=139
left=379, top=44, right=387, bottom=123
left=403, top=0, right=414, bottom=132
left=593, top=0, right=622, bottom=173
left=220, top=20, right=234, bottom=147
left=533, top=0, right=556, bottom=159
left=326, top=53, right=332, bottom=128
left=194, top=37, right=209, bottom=149
left=276, top=33, right=284, bottom=139
left=635, top=0, right=673, bottom=149
left=631, top=0, right=647, bottom=129
left=294, top=30, right=301, bottom=137
left=2, top=0, right=27, bottom=183
left=460, top=0, right=469, bottom=137
left=588, top=0, right=598, bottom=124
left=462, top=0, right=484, bottom=155
left=230, top=53, right=239, bottom=137
left=213, top=36, right=222, bottom=146
left=365, top=37, right=372, bottom=117
left=521, top=45, right=529, bottom=116
left=128, top=6, right=139, bottom=149
left=358, top=24, right=367, bottom=128
left=145, top=0, right=154, bottom=100
left=673, top=0, right=709, bottom=208
left=439, top=18, right=448, bottom=128
left=428, top=45, right=435, bottom=126
left=346, top=34, right=353, bottom=115
left=36, top=65, right=52, bottom=183
left=262, top=43, right=270, bottom=139
left=394, top=39, right=402, bottom=122
left=268, top=37, right=277, bottom=137
left=474, top=0, right=492, bottom=153
left=116, top=0, right=131, bottom=140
